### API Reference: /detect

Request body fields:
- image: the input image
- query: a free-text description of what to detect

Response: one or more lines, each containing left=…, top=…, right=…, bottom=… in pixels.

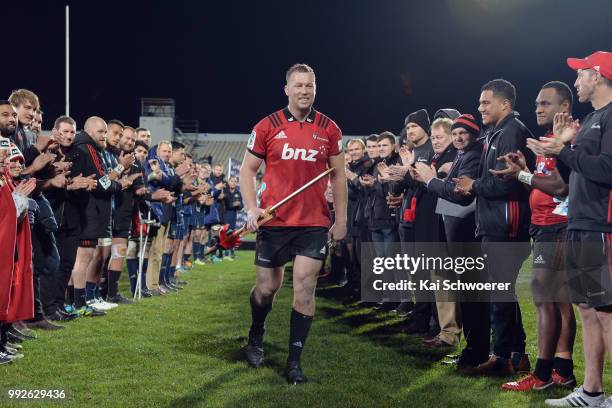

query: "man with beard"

left=64, top=117, right=131, bottom=316
left=85, top=119, right=134, bottom=308
left=386, top=109, right=436, bottom=327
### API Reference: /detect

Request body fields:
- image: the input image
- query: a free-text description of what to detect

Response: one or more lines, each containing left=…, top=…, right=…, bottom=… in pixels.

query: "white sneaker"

left=96, top=298, right=118, bottom=309
left=86, top=299, right=114, bottom=311
left=600, top=397, right=612, bottom=408
left=545, top=386, right=605, bottom=407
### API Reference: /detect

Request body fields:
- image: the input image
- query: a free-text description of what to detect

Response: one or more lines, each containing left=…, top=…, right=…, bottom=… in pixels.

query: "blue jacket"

left=201, top=177, right=221, bottom=225
left=144, top=146, right=182, bottom=222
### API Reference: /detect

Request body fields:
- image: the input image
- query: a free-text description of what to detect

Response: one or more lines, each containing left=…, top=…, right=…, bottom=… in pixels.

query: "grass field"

left=1, top=251, right=611, bottom=407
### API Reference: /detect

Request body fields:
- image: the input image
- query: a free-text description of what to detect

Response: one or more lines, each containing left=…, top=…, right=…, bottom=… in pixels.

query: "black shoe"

left=160, top=283, right=178, bottom=293
left=285, top=360, right=308, bottom=384
left=442, top=355, right=480, bottom=375
left=355, top=301, right=376, bottom=308
left=46, top=311, right=78, bottom=322
left=423, top=327, right=440, bottom=340
left=341, top=294, right=361, bottom=306
left=8, top=327, right=35, bottom=341
left=245, top=342, right=264, bottom=368
left=169, top=282, right=183, bottom=290
left=25, top=319, right=64, bottom=331
left=373, top=302, right=398, bottom=312
left=401, top=321, right=430, bottom=335
left=11, top=325, right=37, bottom=339
left=107, top=293, right=133, bottom=304
left=469, top=356, right=515, bottom=376
left=1, top=345, right=23, bottom=358
left=148, top=288, right=162, bottom=296
left=392, top=301, right=414, bottom=316
left=7, top=331, right=23, bottom=343
left=57, top=308, right=79, bottom=319
left=0, top=351, right=14, bottom=365
left=140, top=289, right=153, bottom=298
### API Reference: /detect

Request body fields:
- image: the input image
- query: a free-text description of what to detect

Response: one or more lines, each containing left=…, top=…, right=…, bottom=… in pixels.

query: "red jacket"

left=0, top=173, right=33, bottom=322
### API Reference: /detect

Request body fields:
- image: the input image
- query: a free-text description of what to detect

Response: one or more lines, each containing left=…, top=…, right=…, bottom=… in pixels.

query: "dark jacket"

left=411, top=144, right=457, bottom=242
left=472, top=113, right=535, bottom=239
left=113, top=150, right=146, bottom=233
left=223, top=187, right=243, bottom=228
left=558, top=100, right=612, bottom=232
left=211, top=174, right=226, bottom=218
left=144, top=147, right=182, bottom=223
left=202, top=176, right=221, bottom=225
left=10, top=124, right=40, bottom=166
left=347, top=155, right=373, bottom=235
left=399, top=139, right=435, bottom=228
left=63, top=131, right=122, bottom=237
left=366, top=152, right=402, bottom=230
left=427, top=141, right=483, bottom=242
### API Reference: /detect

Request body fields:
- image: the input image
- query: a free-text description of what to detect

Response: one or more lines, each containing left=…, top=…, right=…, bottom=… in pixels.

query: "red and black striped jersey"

left=247, top=107, right=342, bottom=227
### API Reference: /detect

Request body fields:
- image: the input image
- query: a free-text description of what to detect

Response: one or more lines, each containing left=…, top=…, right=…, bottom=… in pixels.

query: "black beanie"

left=404, top=109, right=430, bottom=134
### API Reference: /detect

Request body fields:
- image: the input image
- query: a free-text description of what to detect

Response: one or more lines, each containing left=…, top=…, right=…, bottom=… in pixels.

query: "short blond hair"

left=158, top=140, right=172, bottom=149
left=9, top=89, right=40, bottom=110
left=286, top=63, right=315, bottom=83
left=431, top=118, right=453, bottom=134
left=347, top=139, right=365, bottom=149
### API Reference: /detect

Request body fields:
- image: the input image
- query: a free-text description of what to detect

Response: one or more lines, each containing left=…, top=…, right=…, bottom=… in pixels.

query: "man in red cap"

left=526, top=51, right=612, bottom=407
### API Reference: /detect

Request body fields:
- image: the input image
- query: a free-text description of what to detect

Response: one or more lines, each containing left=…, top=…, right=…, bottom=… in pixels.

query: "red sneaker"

left=551, top=369, right=577, bottom=388
left=501, top=373, right=553, bottom=391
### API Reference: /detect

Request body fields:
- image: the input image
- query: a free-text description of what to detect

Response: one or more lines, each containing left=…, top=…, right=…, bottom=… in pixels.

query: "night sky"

left=5, top=0, right=612, bottom=136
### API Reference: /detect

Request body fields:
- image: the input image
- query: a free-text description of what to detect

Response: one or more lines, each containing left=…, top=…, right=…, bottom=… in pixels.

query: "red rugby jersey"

left=529, top=131, right=568, bottom=226
left=247, top=107, right=342, bottom=227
